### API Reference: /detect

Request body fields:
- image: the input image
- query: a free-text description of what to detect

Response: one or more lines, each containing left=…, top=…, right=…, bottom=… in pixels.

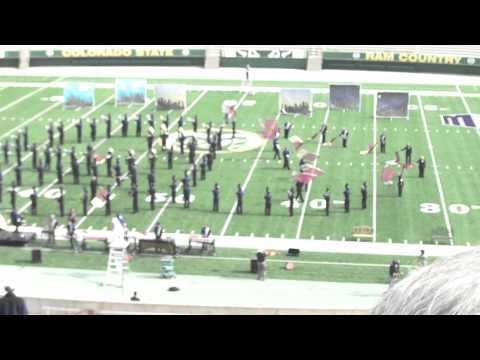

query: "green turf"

left=0, top=76, right=477, bottom=285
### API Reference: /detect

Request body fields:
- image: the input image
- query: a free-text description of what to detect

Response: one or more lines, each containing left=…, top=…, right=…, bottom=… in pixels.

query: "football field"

left=1, top=75, right=480, bottom=251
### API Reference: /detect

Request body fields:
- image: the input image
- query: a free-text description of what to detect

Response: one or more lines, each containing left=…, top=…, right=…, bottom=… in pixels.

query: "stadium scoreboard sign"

left=323, top=51, right=480, bottom=66
left=222, top=48, right=307, bottom=59
left=29, top=48, right=206, bottom=58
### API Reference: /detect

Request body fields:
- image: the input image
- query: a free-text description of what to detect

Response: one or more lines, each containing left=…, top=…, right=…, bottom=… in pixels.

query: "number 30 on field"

left=420, top=203, right=472, bottom=215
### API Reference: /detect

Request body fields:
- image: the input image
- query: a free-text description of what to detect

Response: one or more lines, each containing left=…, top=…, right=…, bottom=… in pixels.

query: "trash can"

left=32, top=249, right=42, bottom=264
left=250, top=258, right=258, bottom=273
left=160, top=256, right=176, bottom=278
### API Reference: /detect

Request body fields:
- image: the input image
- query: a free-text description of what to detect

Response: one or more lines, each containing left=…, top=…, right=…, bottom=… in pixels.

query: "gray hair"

left=371, top=248, right=480, bottom=315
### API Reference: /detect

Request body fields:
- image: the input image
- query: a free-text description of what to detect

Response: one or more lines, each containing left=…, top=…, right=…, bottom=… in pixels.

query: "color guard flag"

left=294, top=172, right=315, bottom=184
left=383, top=166, right=396, bottom=185
left=303, top=164, right=324, bottom=176
left=95, top=154, right=105, bottom=165
left=261, top=119, right=279, bottom=139
left=360, top=143, right=377, bottom=155
left=302, top=152, right=317, bottom=162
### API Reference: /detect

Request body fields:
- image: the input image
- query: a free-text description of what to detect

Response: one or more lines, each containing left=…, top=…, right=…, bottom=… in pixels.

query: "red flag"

left=295, top=173, right=315, bottom=184
left=302, top=153, right=316, bottom=162
left=383, top=167, right=396, bottom=183
left=95, top=154, right=105, bottom=164
left=303, top=165, right=324, bottom=176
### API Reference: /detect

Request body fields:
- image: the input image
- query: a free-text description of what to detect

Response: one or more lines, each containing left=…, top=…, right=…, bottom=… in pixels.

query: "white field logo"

left=170, top=129, right=263, bottom=154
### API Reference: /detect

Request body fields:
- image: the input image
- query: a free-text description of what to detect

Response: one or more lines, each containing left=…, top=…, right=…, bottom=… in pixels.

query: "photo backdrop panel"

left=64, top=82, right=95, bottom=109
left=329, top=85, right=360, bottom=111
left=376, top=92, right=409, bottom=117
left=280, top=89, right=312, bottom=116
left=116, top=79, right=147, bottom=105
left=155, top=84, right=187, bottom=110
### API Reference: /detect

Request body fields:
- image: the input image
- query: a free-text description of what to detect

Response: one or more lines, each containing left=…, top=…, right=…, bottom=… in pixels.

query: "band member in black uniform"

left=210, top=135, right=217, bottom=160
left=9, top=182, right=17, bottom=209
left=22, top=127, right=29, bottom=151
left=85, top=144, right=93, bottom=176
left=75, top=118, right=83, bottom=143
left=323, top=188, right=331, bottom=216
left=89, top=118, right=97, bottom=142
left=114, top=156, right=122, bottom=187
left=343, top=183, right=351, bottom=213
left=212, top=183, right=220, bottom=212
left=340, top=128, right=349, bottom=148
left=106, top=148, right=114, bottom=177
left=147, top=171, right=155, bottom=194
left=91, top=156, right=98, bottom=178
left=47, top=123, right=54, bottom=148
left=30, top=186, right=38, bottom=216
left=361, top=182, right=368, bottom=210
left=380, top=132, right=386, bottom=154
left=105, top=185, right=112, bottom=216
left=135, top=114, right=142, bottom=137
left=37, top=159, right=45, bottom=186
left=72, top=158, right=80, bottom=184
left=121, top=114, right=129, bottom=137
left=288, top=187, right=295, bottom=217
left=217, top=126, right=223, bottom=151
left=31, top=143, right=38, bottom=169
left=273, top=138, right=281, bottom=160
left=401, top=144, right=413, bottom=165
left=188, top=139, right=196, bottom=164
left=283, top=121, right=293, bottom=139
left=153, top=221, right=164, bottom=241
left=165, top=114, right=170, bottom=129
left=193, top=115, right=198, bottom=133
left=167, top=146, right=173, bottom=169
left=183, top=184, right=191, bottom=209
left=105, top=114, right=112, bottom=138
left=130, top=166, right=138, bottom=188
left=15, top=142, right=21, bottom=166
left=69, top=146, right=77, bottom=169
left=236, top=184, right=244, bottom=215
left=206, top=122, right=213, bottom=144
left=200, top=156, right=207, bottom=180
left=149, top=186, right=156, bottom=210
left=170, top=176, right=177, bottom=204
left=147, top=129, right=154, bottom=151
left=130, top=185, right=139, bottom=213
left=179, top=129, right=186, bottom=155
left=58, top=186, right=65, bottom=217
left=192, top=163, right=197, bottom=187
left=14, top=164, right=22, bottom=186
left=417, top=156, right=426, bottom=178
left=264, top=187, right=272, bottom=216
left=44, top=146, right=51, bottom=171
left=56, top=161, right=63, bottom=185
left=295, top=179, right=304, bottom=203
left=148, top=149, right=157, bottom=174
left=54, top=144, right=62, bottom=169
left=231, top=118, right=236, bottom=138
left=2, top=140, right=9, bottom=164
left=206, top=152, right=213, bottom=171
left=282, top=147, right=291, bottom=170
left=58, top=122, right=65, bottom=146
left=81, top=187, right=88, bottom=216
left=90, top=176, right=98, bottom=200
left=398, top=174, right=405, bottom=197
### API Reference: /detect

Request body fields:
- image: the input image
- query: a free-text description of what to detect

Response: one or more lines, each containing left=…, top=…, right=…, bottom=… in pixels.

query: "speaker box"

left=32, top=249, right=42, bottom=264
left=250, top=258, right=258, bottom=273
left=287, top=248, right=300, bottom=257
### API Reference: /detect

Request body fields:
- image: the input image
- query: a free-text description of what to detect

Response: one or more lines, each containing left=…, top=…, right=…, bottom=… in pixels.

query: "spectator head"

left=372, top=248, right=480, bottom=315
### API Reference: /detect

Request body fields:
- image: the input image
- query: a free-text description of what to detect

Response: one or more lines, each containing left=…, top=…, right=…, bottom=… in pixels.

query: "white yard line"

left=146, top=90, right=243, bottom=233
left=372, top=95, right=378, bottom=242
left=3, top=94, right=115, bottom=176
left=295, top=108, right=330, bottom=239
left=78, top=90, right=209, bottom=229
left=0, top=101, right=62, bottom=142
left=0, top=76, right=64, bottom=113
left=456, top=84, right=480, bottom=137
left=417, top=95, right=453, bottom=243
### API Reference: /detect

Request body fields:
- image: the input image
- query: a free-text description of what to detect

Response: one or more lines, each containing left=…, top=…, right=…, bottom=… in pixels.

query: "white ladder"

left=104, top=246, right=129, bottom=288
